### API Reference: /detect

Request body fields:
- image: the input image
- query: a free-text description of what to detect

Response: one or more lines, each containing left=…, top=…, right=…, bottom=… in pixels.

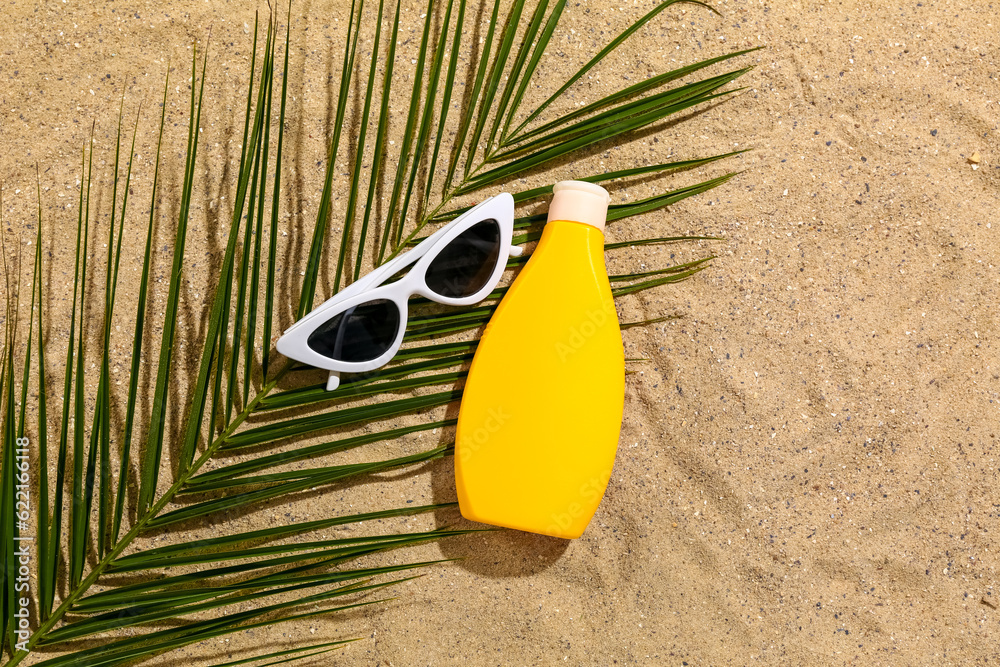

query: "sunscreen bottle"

left=455, top=181, right=624, bottom=539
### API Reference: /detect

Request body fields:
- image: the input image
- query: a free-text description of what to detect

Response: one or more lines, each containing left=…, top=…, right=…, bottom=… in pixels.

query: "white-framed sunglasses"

left=276, top=193, right=519, bottom=391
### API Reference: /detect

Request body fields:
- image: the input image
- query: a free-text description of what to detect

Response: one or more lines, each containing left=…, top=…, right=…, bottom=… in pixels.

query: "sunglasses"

left=276, top=193, right=519, bottom=390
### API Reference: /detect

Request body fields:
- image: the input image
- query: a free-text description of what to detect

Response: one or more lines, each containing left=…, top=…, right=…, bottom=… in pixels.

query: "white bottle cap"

left=548, top=180, right=611, bottom=233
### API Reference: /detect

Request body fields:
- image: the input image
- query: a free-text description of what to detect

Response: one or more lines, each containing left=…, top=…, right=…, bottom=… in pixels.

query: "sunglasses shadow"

left=429, top=404, right=569, bottom=579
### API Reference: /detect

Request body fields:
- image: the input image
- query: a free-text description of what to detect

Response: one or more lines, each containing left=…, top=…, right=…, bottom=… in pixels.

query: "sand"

left=1, top=0, right=999, bottom=664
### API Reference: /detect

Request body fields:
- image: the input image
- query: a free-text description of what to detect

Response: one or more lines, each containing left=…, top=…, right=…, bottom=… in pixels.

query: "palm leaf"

left=299, top=1, right=363, bottom=313
left=32, top=174, right=51, bottom=621
left=378, top=0, right=437, bottom=257
left=2, top=2, right=756, bottom=665
left=206, top=640, right=355, bottom=667
left=68, top=127, right=93, bottom=587
left=113, top=73, right=168, bottom=544
left=137, top=46, right=208, bottom=515
left=1, top=199, right=20, bottom=655
left=463, top=0, right=527, bottom=177
left=444, top=0, right=502, bottom=191
left=506, top=0, right=716, bottom=138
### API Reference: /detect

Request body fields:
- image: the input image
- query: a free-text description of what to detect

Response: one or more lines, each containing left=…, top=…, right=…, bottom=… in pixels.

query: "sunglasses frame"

left=276, top=193, right=519, bottom=390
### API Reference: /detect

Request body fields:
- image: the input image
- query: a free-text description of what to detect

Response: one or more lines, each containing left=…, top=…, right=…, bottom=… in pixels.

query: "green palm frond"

left=1, top=1, right=756, bottom=664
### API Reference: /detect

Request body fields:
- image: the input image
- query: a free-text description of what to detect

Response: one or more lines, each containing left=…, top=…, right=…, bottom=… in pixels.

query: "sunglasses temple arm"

left=327, top=371, right=341, bottom=391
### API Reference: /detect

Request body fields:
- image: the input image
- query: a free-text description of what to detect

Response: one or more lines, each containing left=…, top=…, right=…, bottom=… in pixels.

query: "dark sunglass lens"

left=306, top=298, right=400, bottom=362
left=425, top=219, right=502, bottom=298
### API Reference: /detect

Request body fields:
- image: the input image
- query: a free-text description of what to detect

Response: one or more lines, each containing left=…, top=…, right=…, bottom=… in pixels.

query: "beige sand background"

left=2, top=0, right=999, bottom=664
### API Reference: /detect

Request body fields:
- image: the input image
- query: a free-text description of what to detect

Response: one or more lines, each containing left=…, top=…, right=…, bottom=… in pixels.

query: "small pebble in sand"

left=969, top=151, right=981, bottom=169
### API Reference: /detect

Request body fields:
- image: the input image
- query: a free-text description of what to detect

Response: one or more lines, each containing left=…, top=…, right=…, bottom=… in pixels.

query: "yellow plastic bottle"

left=455, top=181, right=624, bottom=539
